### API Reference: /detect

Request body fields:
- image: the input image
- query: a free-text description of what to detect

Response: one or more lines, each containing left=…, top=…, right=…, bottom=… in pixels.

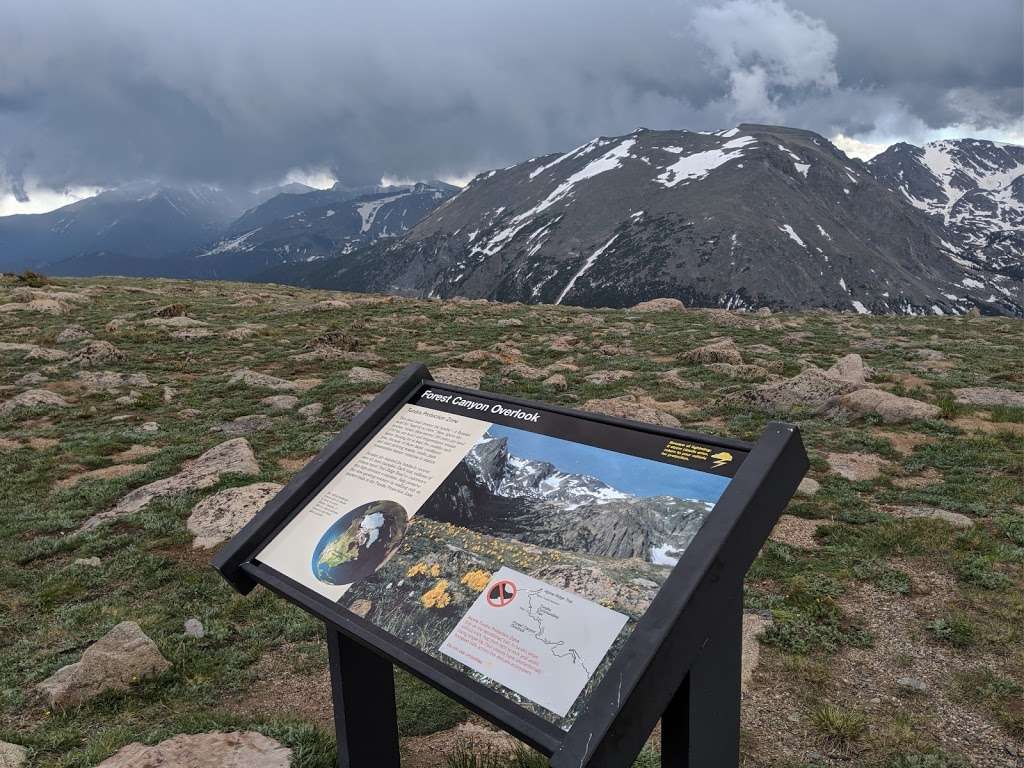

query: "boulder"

left=824, top=353, right=870, bottom=385
left=631, top=298, right=685, bottom=312
left=827, top=389, right=941, bottom=423
left=582, top=395, right=681, bottom=427
left=142, top=315, right=207, bottom=328
left=79, top=438, right=259, bottom=530
left=952, top=387, right=1024, bottom=408
left=432, top=367, right=483, bottom=389
left=542, top=374, right=567, bottom=389
left=704, top=362, right=770, bottom=381
left=313, top=299, right=351, bottom=311
left=187, top=482, right=284, bottom=549
left=95, top=731, right=291, bottom=768
left=36, top=621, right=170, bottom=709
left=297, top=402, right=323, bottom=418
left=682, top=338, right=742, bottom=365
left=734, top=366, right=860, bottom=413
left=0, top=389, right=70, bottom=416
left=259, top=395, right=298, bottom=411
left=0, top=298, right=69, bottom=315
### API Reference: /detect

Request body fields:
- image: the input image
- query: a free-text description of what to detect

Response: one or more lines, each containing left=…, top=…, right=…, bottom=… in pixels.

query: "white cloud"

left=0, top=183, right=103, bottom=216
left=832, top=134, right=888, bottom=160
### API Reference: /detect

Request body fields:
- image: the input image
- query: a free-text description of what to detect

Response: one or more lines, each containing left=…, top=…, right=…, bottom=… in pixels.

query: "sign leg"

left=327, top=625, right=401, bottom=768
left=661, top=586, right=743, bottom=768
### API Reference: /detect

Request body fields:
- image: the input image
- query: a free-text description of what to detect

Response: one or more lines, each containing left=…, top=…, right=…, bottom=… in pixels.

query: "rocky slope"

left=289, top=125, right=1021, bottom=316
left=869, top=139, right=1024, bottom=281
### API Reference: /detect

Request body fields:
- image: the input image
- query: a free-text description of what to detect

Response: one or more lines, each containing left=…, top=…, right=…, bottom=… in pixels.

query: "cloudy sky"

left=2, top=0, right=1021, bottom=214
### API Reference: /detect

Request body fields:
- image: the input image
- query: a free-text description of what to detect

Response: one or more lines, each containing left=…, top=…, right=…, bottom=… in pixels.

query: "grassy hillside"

left=0, top=275, right=1020, bottom=767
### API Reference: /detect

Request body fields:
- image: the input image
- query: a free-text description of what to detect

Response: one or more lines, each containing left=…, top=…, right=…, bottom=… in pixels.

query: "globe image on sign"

left=311, top=500, right=408, bottom=586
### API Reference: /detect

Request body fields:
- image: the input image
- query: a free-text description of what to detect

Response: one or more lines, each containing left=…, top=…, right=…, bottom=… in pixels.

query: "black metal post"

left=327, top=625, right=401, bottom=768
left=661, top=584, right=743, bottom=768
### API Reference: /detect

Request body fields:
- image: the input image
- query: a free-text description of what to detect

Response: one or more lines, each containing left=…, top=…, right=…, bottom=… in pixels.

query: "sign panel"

left=256, top=386, right=746, bottom=729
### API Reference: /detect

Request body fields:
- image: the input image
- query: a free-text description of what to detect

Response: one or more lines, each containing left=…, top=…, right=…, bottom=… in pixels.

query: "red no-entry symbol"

left=486, top=579, right=517, bottom=607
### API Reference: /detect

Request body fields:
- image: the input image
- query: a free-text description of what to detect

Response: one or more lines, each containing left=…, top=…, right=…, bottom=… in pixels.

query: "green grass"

left=1, top=275, right=1021, bottom=766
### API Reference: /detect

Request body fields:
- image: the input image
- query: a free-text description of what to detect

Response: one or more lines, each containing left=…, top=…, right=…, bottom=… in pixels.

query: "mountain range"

left=1, top=125, right=1020, bottom=314
left=419, top=434, right=713, bottom=565
left=293, top=125, right=1022, bottom=315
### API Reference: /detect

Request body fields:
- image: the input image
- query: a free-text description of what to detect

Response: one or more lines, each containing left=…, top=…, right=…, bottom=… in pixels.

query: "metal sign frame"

left=213, top=363, right=808, bottom=767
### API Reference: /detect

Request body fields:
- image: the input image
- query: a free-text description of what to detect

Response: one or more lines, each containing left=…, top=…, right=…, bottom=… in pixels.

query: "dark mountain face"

left=418, top=435, right=713, bottom=565
left=868, top=140, right=1024, bottom=285
left=188, top=182, right=458, bottom=281
left=288, top=125, right=1021, bottom=316
left=0, top=182, right=304, bottom=274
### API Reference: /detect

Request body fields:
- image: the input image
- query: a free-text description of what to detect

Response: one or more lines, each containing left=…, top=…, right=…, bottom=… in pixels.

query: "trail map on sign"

left=439, top=568, right=628, bottom=717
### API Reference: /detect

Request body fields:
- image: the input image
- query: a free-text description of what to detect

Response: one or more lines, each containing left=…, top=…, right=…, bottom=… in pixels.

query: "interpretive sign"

left=214, top=363, right=808, bottom=768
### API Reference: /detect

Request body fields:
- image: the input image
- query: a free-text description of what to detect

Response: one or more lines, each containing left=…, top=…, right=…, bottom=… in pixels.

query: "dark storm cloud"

left=1, top=0, right=1020, bottom=198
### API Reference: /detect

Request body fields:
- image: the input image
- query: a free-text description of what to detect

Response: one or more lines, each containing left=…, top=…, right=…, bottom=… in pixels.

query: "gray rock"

left=15, top=372, right=48, bottom=385
left=0, top=389, right=70, bottom=416
left=0, top=740, right=28, bottom=768
left=56, top=325, right=93, bottom=343
left=953, top=387, right=1024, bottom=408
left=432, top=367, right=483, bottom=389
left=827, top=388, right=941, bottom=423
left=36, top=621, right=170, bottom=709
left=682, top=338, right=742, bottom=365
left=79, top=438, right=259, bottom=531
left=73, top=557, right=102, bottom=567
left=896, top=676, right=928, bottom=693
left=72, top=340, right=124, bottom=367
left=76, top=370, right=153, bottom=392
left=796, top=477, right=821, bottom=497
left=542, top=373, right=567, bottom=389
left=227, top=368, right=318, bottom=392
left=584, top=370, right=633, bottom=385
left=297, top=402, right=323, bottom=418
left=826, top=452, right=889, bottom=482
left=184, top=618, right=205, bottom=639
left=583, top=395, right=681, bottom=427
left=95, top=731, right=291, bottom=768
left=887, top=505, right=974, bottom=529
left=142, top=315, right=207, bottom=328
left=348, top=366, right=391, bottom=385
left=260, top=395, right=299, bottom=411
left=211, top=414, right=274, bottom=436
left=736, top=365, right=863, bottom=413
left=138, top=421, right=160, bottom=433
left=187, top=482, right=284, bottom=549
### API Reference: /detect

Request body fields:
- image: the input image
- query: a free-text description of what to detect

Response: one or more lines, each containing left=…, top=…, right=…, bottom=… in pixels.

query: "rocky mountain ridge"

left=291, top=126, right=1021, bottom=316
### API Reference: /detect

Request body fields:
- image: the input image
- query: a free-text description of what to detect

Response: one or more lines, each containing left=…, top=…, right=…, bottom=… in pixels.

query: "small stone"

left=73, top=557, right=102, bottom=567
left=796, top=477, right=821, bottom=497
left=896, top=676, right=928, bottom=694
left=496, top=318, right=523, bottom=327
left=115, top=391, right=142, bottom=406
left=953, top=387, right=1024, bottom=408
left=887, top=505, right=974, bottom=529
left=348, top=366, right=391, bottom=385
left=15, top=372, right=48, bottom=385
left=76, top=370, right=153, bottom=392
left=313, top=299, right=352, bottom=311
left=36, top=621, right=171, bottom=709
left=139, top=421, right=160, bottom=433
left=211, top=414, right=273, bottom=436
left=297, top=402, right=323, bottom=418
left=162, top=386, right=177, bottom=403
left=542, top=374, right=567, bottom=389
left=826, top=452, right=888, bottom=482
left=432, top=367, right=483, bottom=389
left=582, top=395, right=681, bottom=427
left=585, top=370, right=633, bottom=385
left=0, top=740, right=28, bottom=768
left=142, top=315, right=207, bottom=328
left=184, top=618, right=205, bottom=639
left=260, top=395, right=299, bottom=411
left=95, top=731, right=291, bottom=768
left=187, top=482, right=284, bottom=549
left=228, top=368, right=319, bottom=392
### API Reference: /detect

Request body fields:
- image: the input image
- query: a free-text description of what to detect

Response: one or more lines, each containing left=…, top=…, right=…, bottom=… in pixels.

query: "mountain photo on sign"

left=311, top=500, right=408, bottom=585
